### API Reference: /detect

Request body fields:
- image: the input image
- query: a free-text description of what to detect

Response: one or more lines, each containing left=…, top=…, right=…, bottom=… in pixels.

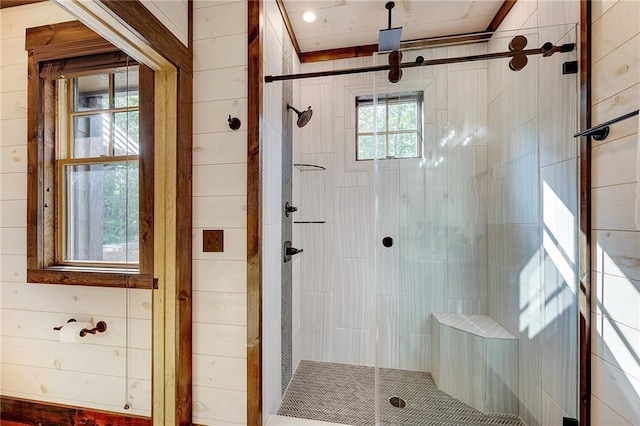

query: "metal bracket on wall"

left=563, top=61, right=578, bottom=74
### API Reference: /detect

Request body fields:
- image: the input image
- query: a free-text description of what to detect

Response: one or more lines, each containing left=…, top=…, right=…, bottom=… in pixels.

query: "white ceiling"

left=281, top=0, right=506, bottom=53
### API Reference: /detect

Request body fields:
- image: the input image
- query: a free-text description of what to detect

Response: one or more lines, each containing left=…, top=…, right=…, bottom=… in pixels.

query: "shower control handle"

left=285, top=201, right=298, bottom=217
left=284, top=240, right=303, bottom=263
left=286, top=247, right=303, bottom=256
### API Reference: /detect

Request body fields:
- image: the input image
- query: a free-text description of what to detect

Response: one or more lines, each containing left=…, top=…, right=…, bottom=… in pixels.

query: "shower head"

left=287, top=104, right=313, bottom=128
left=378, top=2, right=403, bottom=52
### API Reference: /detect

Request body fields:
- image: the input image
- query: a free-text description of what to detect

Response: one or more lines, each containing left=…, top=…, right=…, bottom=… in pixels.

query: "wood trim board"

left=578, top=1, right=592, bottom=424
left=247, top=0, right=263, bottom=424
left=99, top=0, right=192, bottom=74
left=0, top=396, right=151, bottom=426
left=0, top=0, right=46, bottom=9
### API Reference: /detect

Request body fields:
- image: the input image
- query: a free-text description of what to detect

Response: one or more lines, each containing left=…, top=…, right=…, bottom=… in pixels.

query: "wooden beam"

left=139, top=64, right=155, bottom=278
left=579, top=1, right=592, bottom=424
left=300, top=44, right=378, bottom=63
left=0, top=396, right=151, bottom=426
left=26, top=21, right=119, bottom=62
left=299, top=32, right=492, bottom=63
left=486, top=0, right=518, bottom=33
left=0, top=0, right=46, bottom=9
left=151, top=67, right=178, bottom=426
left=26, top=51, right=41, bottom=275
left=247, top=0, right=263, bottom=425
left=175, top=66, right=193, bottom=426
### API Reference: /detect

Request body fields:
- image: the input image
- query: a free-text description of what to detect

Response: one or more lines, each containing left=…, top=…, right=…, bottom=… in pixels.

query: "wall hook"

left=228, top=115, right=241, bottom=130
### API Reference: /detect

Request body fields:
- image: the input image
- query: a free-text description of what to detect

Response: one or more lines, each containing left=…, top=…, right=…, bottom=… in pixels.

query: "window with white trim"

left=356, top=91, right=423, bottom=160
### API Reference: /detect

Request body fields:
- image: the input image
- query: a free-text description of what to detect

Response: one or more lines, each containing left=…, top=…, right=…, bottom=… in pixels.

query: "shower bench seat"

left=431, top=313, right=519, bottom=416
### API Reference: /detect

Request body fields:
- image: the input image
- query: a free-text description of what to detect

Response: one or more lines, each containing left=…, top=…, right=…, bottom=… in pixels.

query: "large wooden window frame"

left=26, top=21, right=155, bottom=289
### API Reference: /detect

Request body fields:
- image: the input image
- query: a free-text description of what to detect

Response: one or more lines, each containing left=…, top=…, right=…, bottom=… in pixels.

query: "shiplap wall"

left=141, top=0, right=189, bottom=47
left=0, top=2, right=152, bottom=416
left=590, top=1, right=640, bottom=425
left=191, top=0, right=248, bottom=424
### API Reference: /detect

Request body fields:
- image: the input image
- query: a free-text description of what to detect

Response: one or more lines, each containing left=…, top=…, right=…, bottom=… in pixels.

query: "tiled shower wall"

left=294, top=44, right=491, bottom=371
left=262, top=0, right=301, bottom=420
left=488, top=2, right=580, bottom=425
left=294, top=4, right=583, bottom=426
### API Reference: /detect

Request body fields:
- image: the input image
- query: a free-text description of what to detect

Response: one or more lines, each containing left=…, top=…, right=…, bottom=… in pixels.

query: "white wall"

left=191, top=0, right=248, bottom=424
left=141, top=0, right=189, bottom=47
left=590, top=1, right=640, bottom=425
left=0, top=2, right=152, bottom=416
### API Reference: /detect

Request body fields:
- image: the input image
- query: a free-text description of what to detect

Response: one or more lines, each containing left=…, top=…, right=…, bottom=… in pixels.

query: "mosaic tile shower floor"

left=277, top=360, right=525, bottom=426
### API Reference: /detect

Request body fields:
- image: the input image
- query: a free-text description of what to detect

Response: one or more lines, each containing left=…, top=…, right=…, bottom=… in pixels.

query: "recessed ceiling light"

left=303, top=11, right=316, bottom=23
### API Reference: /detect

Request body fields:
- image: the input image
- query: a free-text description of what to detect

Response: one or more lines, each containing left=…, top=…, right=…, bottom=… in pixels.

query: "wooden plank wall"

left=589, top=1, right=640, bottom=425
left=139, top=0, right=189, bottom=47
left=0, top=2, right=153, bottom=417
left=190, top=0, right=249, bottom=424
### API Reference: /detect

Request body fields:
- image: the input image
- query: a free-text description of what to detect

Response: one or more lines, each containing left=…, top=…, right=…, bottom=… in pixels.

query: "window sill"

left=27, top=268, right=155, bottom=289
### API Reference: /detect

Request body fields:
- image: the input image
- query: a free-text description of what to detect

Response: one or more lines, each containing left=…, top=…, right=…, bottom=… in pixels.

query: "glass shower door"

left=372, top=24, right=579, bottom=425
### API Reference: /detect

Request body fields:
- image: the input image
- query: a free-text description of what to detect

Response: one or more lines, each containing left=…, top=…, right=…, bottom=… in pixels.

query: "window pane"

left=357, top=135, right=375, bottom=160
left=389, top=133, right=419, bottom=158
left=73, top=114, right=110, bottom=158
left=375, top=104, right=387, bottom=132
left=375, top=134, right=386, bottom=158
left=388, top=102, right=417, bottom=131
left=357, top=134, right=387, bottom=160
left=113, top=111, right=140, bottom=156
left=64, top=162, right=139, bottom=264
left=358, top=105, right=374, bottom=133
left=73, top=74, right=109, bottom=112
left=114, top=67, right=139, bottom=108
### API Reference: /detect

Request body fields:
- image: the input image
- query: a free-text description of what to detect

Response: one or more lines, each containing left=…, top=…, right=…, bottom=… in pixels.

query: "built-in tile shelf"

left=432, top=313, right=517, bottom=339
left=431, top=313, right=519, bottom=415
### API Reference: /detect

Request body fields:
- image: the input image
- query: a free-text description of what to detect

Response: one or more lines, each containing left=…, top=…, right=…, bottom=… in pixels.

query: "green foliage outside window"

left=356, top=92, right=422, bottom=160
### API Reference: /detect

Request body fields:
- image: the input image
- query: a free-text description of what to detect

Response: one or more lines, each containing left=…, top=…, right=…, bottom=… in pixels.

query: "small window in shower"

left=356, top=91, right=423, bottom=160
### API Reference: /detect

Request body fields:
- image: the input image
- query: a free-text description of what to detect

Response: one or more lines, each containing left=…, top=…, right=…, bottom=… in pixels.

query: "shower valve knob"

left=286, top=247, right=303, bottom=256
left=285, top=202, right=298, bottom=217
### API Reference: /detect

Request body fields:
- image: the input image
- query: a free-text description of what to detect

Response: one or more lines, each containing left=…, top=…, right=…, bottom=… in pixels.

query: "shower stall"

left=264, top=23, right=579, bottom=426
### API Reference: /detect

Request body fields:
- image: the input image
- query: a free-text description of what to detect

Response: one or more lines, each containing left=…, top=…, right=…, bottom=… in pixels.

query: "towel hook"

left=228, top=115, right=241, bottom=130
